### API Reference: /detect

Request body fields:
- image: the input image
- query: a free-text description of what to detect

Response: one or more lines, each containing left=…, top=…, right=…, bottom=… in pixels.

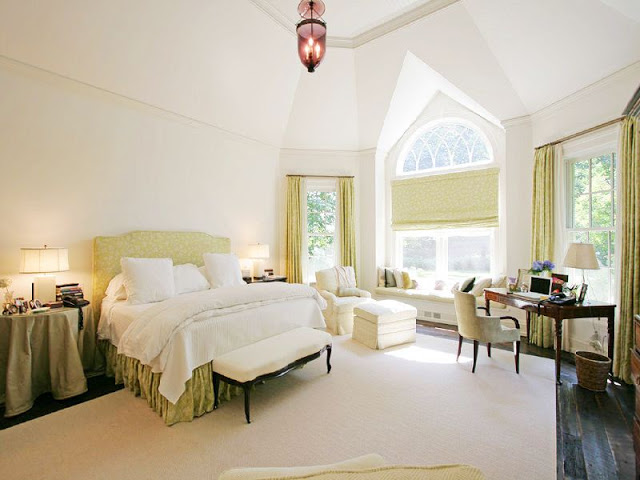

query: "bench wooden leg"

left=213, top=373, right=220, bottom=409
left=243, top=385, right=251, bottom=424
left=326, top=344, right=332, bottom=373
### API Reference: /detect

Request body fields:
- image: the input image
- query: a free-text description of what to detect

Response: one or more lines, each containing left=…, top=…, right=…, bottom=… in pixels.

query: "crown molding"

left=530, top=61, right=640, bottom=122
left=350, top=0, right=460, bottom=48
left=502, top=115, right=531, bottom=129
left=248, top=0, right=460, bottom=49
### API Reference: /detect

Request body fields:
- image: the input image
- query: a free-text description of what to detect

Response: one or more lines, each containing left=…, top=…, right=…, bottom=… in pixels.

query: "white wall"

left=0, top=58, right=280, bottom=300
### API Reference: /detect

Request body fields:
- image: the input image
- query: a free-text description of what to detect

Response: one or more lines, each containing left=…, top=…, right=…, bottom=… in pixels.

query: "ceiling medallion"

left=296, top=0, right=327, bottom=73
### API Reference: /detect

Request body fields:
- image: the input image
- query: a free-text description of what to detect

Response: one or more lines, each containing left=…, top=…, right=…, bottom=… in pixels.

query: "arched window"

left=400, top=120, right=492, bottom=175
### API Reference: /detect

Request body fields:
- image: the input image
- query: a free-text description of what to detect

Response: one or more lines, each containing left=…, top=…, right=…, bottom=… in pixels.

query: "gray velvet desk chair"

left=453, top=290, right=521, bottom=374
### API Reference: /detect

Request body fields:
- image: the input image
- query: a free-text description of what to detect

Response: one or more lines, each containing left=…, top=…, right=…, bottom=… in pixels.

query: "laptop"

left=514, top=275, right=552, bottom=300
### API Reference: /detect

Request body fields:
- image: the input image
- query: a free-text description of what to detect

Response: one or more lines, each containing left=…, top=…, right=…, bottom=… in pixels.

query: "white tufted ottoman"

left=352, top=300, right=417, bottom=349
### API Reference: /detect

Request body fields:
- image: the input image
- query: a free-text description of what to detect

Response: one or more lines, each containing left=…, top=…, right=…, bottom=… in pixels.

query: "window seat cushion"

left=374, top=287, right=506, bottom=309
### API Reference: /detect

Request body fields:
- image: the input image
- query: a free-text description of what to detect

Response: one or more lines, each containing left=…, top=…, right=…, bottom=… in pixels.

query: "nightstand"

left=249, top=275, right=287, bottom=283
left=0, top=305, right=100, bottom=417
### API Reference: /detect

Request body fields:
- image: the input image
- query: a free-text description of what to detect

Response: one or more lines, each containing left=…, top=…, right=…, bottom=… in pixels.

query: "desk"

left=483, top=288, right=615, bottom=385
left=0, top=305, right=101, bottom=417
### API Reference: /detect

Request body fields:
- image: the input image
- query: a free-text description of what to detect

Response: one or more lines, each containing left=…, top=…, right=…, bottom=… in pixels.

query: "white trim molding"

left=248, top=0, right=460, bottom=49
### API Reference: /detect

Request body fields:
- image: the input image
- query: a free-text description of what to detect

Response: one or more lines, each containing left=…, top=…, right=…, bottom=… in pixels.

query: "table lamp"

left=562, top=242, right=599, bottom=284
left=248, top=243, right=270, bottom=279
left=20, top=245, right=69, bottom=302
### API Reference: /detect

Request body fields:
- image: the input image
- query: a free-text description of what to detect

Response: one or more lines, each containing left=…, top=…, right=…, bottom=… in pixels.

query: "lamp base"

left=33, top=276, right=56, bottom=303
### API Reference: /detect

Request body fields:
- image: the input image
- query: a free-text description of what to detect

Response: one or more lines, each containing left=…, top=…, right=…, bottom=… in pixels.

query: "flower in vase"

left=530, top=260, right=555, bottom=274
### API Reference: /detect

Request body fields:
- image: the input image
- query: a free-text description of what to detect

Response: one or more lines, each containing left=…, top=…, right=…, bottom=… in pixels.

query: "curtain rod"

left=286, top=174, right=354, bottom=179
left=537, top=116, right=626, bottom=150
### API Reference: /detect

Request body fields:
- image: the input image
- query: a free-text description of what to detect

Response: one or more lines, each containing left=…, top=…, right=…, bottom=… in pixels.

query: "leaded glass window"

left=401, top=121, right=491, bottom=174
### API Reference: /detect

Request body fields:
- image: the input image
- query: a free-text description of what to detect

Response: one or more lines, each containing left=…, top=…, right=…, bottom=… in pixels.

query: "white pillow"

left=393, top=269, right=404, bottom=289
left=469, top=277, right=492, bottom=296
left=174, top=263, right=209, bottom=295
left=105, top=273, right=127, bottom=300
left=120, top=257, right=175, bottom=305
left=203, top=253, right=245, bottom=288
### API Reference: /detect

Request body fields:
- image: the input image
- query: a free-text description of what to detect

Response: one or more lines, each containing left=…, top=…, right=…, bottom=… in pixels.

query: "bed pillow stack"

left=120, top=257, right=176, bottom=305
left=203, top=253, right=246, bottom=288
left=173, top=263, right=210, bottom=295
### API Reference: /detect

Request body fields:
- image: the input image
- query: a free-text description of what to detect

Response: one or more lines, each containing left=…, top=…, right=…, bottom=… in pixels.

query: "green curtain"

left=338, top=177, right=357, bottom=278
left=286, top=176, right=303, bottom=284
left=614, top=116, right=640, bottom=383
left=529, top=145, right=555, bottom=347
left=391, top=168, right=499, bottom=230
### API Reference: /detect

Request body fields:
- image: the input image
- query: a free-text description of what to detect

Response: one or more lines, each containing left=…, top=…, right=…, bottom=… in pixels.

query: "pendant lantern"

left=296, top=0, right=327, bottom=73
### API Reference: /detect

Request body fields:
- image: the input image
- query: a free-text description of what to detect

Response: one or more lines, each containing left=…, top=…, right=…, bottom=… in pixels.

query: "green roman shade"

left=391, top=168, right=499, bottom=231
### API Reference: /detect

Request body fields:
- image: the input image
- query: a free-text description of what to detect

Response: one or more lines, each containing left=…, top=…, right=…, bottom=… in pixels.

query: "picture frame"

left=578, top=283, right=588, bottom=303
left=551, top=273, right=569, bottom=294
left=516, top=268, right=531, bottom=291
left=264, top=268, right=274, bottom=277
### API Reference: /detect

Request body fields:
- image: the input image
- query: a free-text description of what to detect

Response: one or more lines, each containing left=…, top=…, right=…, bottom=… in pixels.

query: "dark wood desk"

left=484, top=288, right=615, bottom=385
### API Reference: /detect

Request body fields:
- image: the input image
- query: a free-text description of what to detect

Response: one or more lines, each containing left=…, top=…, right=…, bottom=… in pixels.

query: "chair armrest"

left=476, top=306, right=488, bottom=312
left=499, top=315, right=520, bottom=329
left=317, top=289, right=337, bottom=306
left=355, top=288, right=371, bottom=298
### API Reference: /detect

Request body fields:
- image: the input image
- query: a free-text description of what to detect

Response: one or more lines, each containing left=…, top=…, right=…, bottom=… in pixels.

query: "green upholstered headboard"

left=92, top=231, right=230, bottom=317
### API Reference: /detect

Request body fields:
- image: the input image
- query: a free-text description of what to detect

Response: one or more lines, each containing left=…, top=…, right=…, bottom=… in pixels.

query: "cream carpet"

left=0, top=334, right=556, bottom=480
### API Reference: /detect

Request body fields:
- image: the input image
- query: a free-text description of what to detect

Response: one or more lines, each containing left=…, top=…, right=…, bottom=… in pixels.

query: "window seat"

left=373, top=287, right=506, bottom=309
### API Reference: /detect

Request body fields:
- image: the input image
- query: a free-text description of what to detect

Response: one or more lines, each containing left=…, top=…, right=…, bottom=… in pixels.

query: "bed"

left=93, top=231, right=326, bottom=425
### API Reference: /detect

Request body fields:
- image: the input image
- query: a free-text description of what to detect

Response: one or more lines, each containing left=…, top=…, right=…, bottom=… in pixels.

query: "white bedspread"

left=101, top=283, right=326, bottom=403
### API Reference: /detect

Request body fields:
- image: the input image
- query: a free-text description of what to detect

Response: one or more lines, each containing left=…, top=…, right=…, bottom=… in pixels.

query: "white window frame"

left=558, top=126, right=620, bottom=304
left=395, top=228, right=496, bottom=283
left=302, top=178, right=339, bottom=284
left=564, top=152, right=617, bottom=303
left=396, top=117, right=495, bottom=178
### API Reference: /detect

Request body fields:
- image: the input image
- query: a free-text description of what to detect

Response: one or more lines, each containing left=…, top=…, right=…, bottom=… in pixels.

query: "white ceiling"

left=257, top=0, right=438, bottom=39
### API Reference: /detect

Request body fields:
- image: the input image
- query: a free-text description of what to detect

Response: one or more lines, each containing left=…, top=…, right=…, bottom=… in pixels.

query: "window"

left=566, top=152, right=617, bottom=302
left=399, top=120, right=492, bottom=176
left=396, top=229, right=493, bottom=285
left=304, top=181, right=338, bottom=284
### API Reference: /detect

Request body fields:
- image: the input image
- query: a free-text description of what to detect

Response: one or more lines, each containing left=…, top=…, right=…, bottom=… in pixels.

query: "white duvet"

left=105, top=282, right=326, bottom=403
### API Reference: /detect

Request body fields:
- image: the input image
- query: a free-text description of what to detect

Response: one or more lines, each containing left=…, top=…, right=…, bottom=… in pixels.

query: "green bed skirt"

left=100, top=340, right=241, bottom=425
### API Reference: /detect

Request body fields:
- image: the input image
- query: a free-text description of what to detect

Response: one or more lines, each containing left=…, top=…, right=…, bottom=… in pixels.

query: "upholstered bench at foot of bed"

left=212, top=327, right=333, bottom=423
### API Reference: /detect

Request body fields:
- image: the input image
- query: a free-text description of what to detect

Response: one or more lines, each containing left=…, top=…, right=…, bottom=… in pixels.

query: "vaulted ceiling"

left=0, top=0, right=638, bottom=150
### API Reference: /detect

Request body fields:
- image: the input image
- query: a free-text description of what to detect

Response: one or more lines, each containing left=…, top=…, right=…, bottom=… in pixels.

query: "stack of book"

left=56, top=283, right=84, bottom=301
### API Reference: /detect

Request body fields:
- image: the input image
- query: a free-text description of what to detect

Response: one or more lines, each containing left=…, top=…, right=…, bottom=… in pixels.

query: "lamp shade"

left=248, top=243, right=270, bottom=259
left=562, top=243, right=599, bottom=270
left=20, top=247, right=69, bottom=273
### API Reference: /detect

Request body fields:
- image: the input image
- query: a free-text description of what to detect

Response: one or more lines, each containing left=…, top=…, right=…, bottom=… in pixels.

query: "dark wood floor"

left=417, top=321, right=635, bottom=480
left=0, top=324, right=635, bottom=479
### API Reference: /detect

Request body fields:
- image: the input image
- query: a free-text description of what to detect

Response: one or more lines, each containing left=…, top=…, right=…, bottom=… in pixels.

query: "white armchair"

left=315, top=266, right=372, bottom=335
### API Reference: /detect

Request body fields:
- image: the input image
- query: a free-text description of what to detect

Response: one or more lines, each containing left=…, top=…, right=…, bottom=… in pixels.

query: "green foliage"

left=307, top=191, right=336, bottom=257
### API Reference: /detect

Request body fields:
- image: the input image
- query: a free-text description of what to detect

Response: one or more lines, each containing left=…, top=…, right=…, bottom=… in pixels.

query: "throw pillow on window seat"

left=385, top=269, right=397, bottom=287
left=469, top=277, right=492, bottom=296
left=460, top=277, right=475, bottom=293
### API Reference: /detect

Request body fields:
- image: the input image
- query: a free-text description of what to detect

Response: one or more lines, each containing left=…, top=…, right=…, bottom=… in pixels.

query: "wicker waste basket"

left=575, top=351, right=612, bottom=392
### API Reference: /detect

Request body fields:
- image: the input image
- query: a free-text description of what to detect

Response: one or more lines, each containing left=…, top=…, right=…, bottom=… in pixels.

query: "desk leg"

left=607, top=311, right=615, bottom=377
left=526, top=312, right=531, bottom=344
left=485, top=297, right=491, bottom=316
left=555, top=316, right=563, bottom=385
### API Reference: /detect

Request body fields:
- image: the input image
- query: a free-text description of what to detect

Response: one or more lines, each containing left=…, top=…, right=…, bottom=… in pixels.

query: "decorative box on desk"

left=248, top=275, right=287, bottom=284
left=632, top=314, right=640, bottom=477
left=0, top=304, right=101, bottom=417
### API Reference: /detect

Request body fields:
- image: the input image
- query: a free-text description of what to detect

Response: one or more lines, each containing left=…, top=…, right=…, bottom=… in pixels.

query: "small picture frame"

left=264, top=269, right=274, bottom=277
left=29, top=299, right=42, bottom=310
left=516, top=268, right=531, bottom=291
left=578, top=283, right=588, bottom=303
left=551, top=273, right=569, bottom=294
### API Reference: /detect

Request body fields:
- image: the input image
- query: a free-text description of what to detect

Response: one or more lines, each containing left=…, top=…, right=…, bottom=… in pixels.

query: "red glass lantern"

left=296, top=0, right=327, bottom=73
